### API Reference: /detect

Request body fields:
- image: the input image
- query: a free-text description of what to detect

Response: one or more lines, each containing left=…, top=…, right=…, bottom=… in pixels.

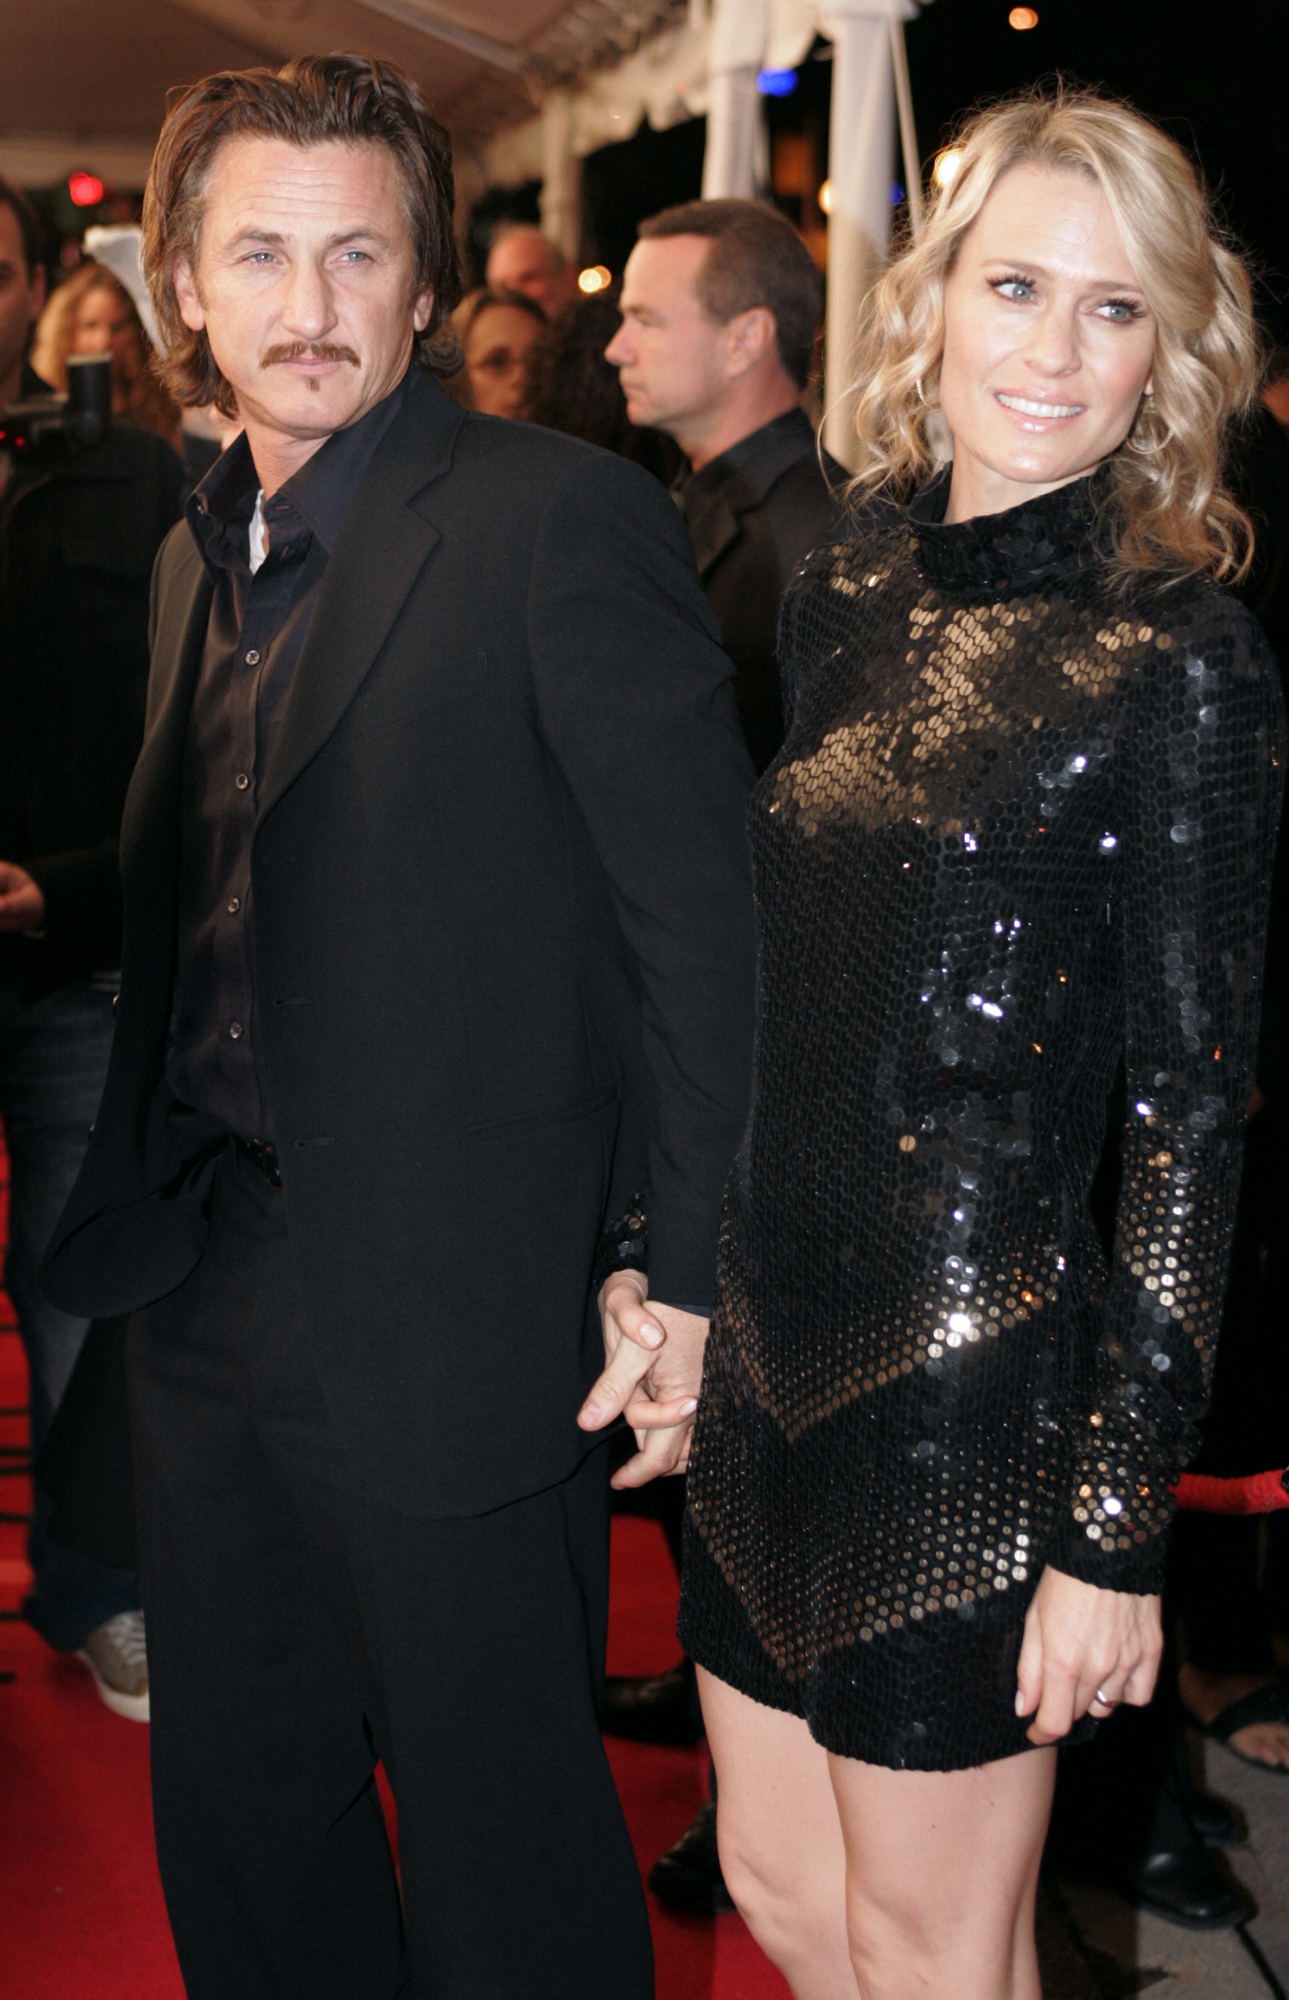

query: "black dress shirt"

left=673, top=406, right=845, bottom=772
left=166, top=370, right=414, bottom=1140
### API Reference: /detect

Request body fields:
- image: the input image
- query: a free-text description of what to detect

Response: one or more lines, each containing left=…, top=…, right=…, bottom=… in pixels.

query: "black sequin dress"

left=678, top=468, right=1284, bottom=1771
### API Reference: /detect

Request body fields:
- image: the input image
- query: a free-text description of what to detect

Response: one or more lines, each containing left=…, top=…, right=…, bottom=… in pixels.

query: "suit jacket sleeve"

left=526, top=448, right=757, bottom=1310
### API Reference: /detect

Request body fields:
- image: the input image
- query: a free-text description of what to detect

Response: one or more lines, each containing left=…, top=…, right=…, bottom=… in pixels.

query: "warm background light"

left=578, top=264, right=612, bottom=294
left=817, top=179, right=833, bottom=215
left=933, top=149, right=964, bottom=190
left=68, top=170, right=105, bottom=207
left=1008, top=6, right=1039, bottom=26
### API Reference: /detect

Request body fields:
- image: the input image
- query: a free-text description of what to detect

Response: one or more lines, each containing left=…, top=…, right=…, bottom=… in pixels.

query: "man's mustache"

left=261, top=341, right=360, bottom=369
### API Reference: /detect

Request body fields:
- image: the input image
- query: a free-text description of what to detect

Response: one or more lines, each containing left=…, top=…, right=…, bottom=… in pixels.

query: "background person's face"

left=937, top=163, right=1157, bottom=513
left=174, top=135, right=432, bottom=444
left=72, top=284, right=144, bottom=388
left=465, top=301, right=541, bottom=417
left=0, top=204, right=44, bottom=404
left=605, top=237, right=729, bottom=440
left=486, top=231, right=569, bottom=316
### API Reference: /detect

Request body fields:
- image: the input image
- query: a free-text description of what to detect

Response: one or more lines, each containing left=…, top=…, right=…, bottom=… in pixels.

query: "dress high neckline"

left=906, top=464, right=1111, bottom=595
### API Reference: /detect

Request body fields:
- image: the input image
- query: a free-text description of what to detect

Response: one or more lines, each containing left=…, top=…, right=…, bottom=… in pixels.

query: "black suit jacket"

left=42, top=372, right=756, bottom=1517
left=677, top=407, right=846, bottom=771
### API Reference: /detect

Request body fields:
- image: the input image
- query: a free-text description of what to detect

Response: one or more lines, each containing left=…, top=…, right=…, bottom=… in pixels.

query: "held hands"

left=577, top=1269, right=708, bottom=1488
left=1016, top=1566, right=1163, bottom=1745
left=0, top=862, right=45, bottom=935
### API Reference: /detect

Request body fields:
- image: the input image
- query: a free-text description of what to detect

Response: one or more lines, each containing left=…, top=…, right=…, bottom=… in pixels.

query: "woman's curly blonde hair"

left=851, top=86, right=1261, bottom=581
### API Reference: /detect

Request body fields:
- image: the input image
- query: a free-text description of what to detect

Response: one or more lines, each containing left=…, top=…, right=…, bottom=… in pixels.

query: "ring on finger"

left=1093, top=1687, right=1119, bottom=1708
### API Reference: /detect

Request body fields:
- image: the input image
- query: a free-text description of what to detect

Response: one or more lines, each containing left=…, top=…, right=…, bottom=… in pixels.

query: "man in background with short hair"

left=607, top=196, right=846, bottom=774
left=485, top=220, right=579, bottom=318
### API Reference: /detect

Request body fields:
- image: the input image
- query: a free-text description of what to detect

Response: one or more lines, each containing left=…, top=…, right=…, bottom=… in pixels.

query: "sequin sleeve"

left=1054, top=599, right=1284, bottom=1592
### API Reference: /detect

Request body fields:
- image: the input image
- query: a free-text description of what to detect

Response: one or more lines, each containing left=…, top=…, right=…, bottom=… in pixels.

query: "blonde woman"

left=32, top=259, right=182, bottom=448
left=648, top=87, right=1283, bottom=1999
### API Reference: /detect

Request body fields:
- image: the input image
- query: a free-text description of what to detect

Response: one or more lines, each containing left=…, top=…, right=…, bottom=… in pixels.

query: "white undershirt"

left=248, top=487, right=268, bottom=574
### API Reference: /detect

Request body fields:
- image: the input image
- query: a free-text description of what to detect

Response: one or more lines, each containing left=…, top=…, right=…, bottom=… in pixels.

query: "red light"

left=68, top=171, right=105, bottom=207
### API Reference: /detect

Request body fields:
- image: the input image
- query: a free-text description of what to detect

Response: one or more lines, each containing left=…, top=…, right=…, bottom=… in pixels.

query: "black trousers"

left=128, top=1144, right=653, bottom=2000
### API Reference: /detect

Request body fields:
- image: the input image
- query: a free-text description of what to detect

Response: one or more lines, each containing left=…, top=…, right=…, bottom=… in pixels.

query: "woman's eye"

left=1097, top=298, right=1145, bottom=322
left=991, top=277, right=1034, bottom=303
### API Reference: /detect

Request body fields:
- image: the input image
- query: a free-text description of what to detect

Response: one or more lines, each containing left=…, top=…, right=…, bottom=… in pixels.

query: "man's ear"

left=173, top=259, right=206, bottom=334
left=413, top=288, right=435, bottom=335
left=723, top=305, right=778, bottom=382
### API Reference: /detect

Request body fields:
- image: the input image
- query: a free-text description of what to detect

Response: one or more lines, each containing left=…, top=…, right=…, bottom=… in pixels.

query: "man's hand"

left=1016, top=1566, right=1162, bottom=1745
left=578, top=1269, right=708, bottom=1488
left=0, top=862, right=45, bottom=934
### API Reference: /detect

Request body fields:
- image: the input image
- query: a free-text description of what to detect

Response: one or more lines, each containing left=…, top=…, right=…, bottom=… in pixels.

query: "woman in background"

left=457, top=287, right=545, bottom=418
left=32, top=259, right=182, bottom=450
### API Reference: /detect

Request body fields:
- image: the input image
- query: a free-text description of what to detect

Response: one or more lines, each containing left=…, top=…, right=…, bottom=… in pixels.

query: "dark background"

left=568, top=0, right=1289, bottom=348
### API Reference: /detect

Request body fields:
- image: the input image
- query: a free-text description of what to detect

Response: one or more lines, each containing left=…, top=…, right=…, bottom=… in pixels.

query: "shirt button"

left=245, top=649, right=260, bottom=666
left=235, top=773, right=250, bottom=791
left=227, top=896, right=241, bottom=914
left=229, top=1022, right=243, bottom=1040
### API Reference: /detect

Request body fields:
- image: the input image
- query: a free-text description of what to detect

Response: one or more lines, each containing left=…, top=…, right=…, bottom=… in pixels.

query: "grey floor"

left=1038, top=1735, right=1289, bottom=1998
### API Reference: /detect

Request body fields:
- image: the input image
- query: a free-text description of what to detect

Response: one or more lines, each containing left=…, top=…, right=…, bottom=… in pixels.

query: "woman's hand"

left=577, top=1270, right=708, bottom=1488
left=1015, top=1566, right=1162, bottom=1745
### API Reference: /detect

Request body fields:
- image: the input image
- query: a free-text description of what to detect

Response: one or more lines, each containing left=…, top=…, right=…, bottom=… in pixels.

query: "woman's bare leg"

left=829, top=1741, right=1055, bottom=2000
left=698, top=1668, right=859, bottom=2000
left=699, top=1666, right=1056, bottom=2000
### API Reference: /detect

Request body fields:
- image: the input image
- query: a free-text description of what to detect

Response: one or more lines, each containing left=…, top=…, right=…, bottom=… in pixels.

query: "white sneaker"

left=76, top=1609, right=150, bottom=1722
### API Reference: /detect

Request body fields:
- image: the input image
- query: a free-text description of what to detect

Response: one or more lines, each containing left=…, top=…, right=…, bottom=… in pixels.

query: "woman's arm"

left=1021, top=593, right=1283, bottom=1738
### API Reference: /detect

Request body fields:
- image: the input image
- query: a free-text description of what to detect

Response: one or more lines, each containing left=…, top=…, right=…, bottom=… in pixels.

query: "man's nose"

left=281, top=259, right=336, bottom=339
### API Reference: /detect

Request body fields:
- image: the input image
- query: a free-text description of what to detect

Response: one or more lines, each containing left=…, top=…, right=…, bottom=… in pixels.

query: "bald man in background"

left=486, top=222, right=579, bottom=318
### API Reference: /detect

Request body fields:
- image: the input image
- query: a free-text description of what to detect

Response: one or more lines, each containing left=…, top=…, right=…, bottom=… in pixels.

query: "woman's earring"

left=916, top=378, right=938, bottom=408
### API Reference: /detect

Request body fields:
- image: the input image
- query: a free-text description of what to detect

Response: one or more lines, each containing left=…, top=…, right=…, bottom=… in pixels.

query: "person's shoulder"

left=1135, top=568, right=1276, bottom=668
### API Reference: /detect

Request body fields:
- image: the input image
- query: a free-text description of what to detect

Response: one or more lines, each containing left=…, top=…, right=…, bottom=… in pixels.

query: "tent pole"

left=889, top=15, right=923, bottom=240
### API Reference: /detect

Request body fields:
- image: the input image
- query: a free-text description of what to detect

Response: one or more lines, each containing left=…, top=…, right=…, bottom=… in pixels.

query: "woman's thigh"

left=698, top=1668, right=859, bottom=2000
left=829, top=1744, right=1056, bottom=2000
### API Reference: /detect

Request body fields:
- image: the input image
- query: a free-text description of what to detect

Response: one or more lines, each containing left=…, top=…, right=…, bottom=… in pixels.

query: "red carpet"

left=0, top=1139, right=788, bottom=1999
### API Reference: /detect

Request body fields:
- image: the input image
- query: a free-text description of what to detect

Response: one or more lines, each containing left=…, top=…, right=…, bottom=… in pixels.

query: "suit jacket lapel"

left=255, top=376, right=463, bottom=827
left=119, top=538, right=211, bottom=890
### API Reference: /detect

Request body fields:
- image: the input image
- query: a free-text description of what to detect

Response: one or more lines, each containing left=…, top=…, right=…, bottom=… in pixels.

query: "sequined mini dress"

left=678, top=470, right=1283, bottom=1771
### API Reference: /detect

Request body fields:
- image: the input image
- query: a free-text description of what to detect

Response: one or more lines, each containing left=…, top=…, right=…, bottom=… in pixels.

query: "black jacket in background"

left=674, top=406, right=847, bottom=771
left=42, top=373, right=757, bottom=1518
left=0, top=367, right=184, bottom=1001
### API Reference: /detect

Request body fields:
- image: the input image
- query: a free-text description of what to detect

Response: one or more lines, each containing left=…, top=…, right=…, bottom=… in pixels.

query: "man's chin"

left=242, top=376, right=367, bottom=436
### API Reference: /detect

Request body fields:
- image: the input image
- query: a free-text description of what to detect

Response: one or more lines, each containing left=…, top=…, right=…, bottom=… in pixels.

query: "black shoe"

left=600, top=1657, right=705, bottom=1745
left=1187, top=1790, right=1244, bottom=1846
left=1121, top=1847, right=1248, bottom=1930
left=648, top=1796, right=735, bottom=1915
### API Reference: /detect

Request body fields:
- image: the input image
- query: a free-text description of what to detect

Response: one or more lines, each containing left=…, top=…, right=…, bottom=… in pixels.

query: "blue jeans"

left=0, top=983, right=141, bottom=1649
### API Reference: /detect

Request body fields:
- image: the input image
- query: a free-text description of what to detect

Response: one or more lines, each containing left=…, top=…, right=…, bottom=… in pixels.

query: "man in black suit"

left=606, top=198, right=846, bottom=774
left=42, top=56, right=755, bottom=2000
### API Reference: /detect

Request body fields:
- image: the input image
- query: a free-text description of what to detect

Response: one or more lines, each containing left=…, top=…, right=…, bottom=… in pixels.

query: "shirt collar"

left=675, top=406, right=819, bottom=510
left=187, top=364, right=417, bottom=577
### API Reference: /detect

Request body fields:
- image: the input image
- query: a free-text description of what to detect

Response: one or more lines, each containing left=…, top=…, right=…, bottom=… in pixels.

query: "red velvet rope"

left=1172, top=1468, right=1289, bottom=1515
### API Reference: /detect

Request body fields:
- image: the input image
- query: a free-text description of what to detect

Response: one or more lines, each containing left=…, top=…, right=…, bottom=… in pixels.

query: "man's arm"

left=525, top=447, right=758, bottom=1476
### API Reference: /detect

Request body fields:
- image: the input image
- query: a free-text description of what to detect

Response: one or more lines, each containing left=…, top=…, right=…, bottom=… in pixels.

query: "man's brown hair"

left=142, top=52, right=462, bottom=416
left=637, top=199, right=823, bottom=389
